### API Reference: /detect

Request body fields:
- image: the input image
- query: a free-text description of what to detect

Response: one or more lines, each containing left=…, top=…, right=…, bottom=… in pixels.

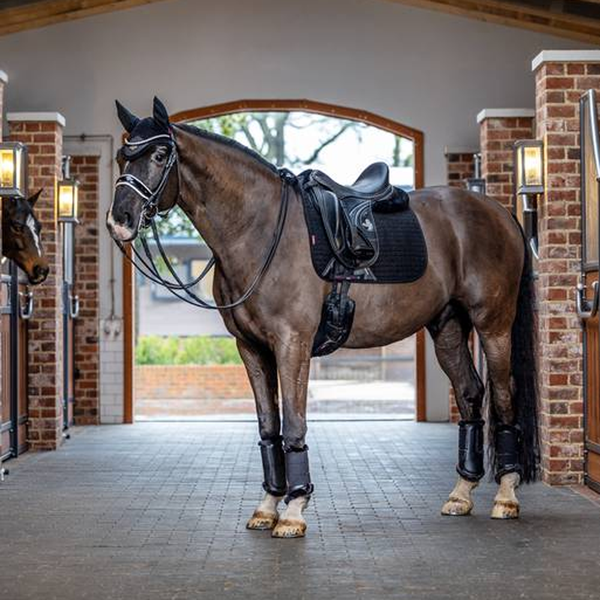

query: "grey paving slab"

left=0, top=421, right=599, bottom=600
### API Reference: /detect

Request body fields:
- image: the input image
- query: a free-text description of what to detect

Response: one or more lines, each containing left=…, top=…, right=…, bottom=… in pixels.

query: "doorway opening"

left=127, top=100, right=425, bottom=422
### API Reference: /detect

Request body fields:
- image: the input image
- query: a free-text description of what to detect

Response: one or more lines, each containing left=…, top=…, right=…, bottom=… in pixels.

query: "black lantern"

left=466, top=152, right=486, bottom=194
left=0, top=141, right=28, bottom=198
left=514, top=139, right=545, bottom=261
left=57, top=178, right=79, bottom=223
left=466, top=177, right=487, bottom=195
left=515, top=139, right=544, bottom=195
left=57, top=155, right=79, bottom=223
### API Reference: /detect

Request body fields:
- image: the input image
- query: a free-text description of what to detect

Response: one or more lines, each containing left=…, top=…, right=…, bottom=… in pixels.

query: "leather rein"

left=114, top=130, right=293, bottom=310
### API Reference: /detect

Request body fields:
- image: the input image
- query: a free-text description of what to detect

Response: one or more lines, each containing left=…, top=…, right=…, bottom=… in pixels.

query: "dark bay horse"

left=2, top=190, right=49, bottom=284
left=107, top=98, right=539, bottom=538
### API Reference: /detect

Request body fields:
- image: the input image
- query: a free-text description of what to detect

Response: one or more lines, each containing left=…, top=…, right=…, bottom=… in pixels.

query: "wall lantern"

left=466, top=177, right=487, bottom=195
left=514, top=139, right=544, bottom=260
left=515, top=139, right=544, bottom=195
left=57, top=156, right=79, bottom=223
left=0, top=141, right=28, bottom=198
left=465, top=152, right=486, bottom=195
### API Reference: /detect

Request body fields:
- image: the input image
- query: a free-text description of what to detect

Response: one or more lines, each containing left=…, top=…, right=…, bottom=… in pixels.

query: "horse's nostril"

left=124, top=211, right=133, bottom=228
left=33, top=265, right=49, bottom=280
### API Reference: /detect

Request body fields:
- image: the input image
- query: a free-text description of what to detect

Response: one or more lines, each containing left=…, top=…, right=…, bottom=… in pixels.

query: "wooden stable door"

left=580, top=91, right=600, bottom=492
left=0, top=265, right=30, bottom=461
left=1, top=273, right=11, bottom=461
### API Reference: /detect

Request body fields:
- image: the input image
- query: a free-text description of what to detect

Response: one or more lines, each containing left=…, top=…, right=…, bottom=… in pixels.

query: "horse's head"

left=2, top=190, right=49, bottom=284
left=107, top=97, right=179, bottom=242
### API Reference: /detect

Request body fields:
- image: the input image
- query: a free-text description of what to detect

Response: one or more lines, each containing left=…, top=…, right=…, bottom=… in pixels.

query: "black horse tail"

left=489, top=227, right=540, bottom=483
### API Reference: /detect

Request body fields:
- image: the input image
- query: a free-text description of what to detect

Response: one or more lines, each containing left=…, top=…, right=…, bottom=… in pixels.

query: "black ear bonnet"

left=116, top=97, right=173, bottom=161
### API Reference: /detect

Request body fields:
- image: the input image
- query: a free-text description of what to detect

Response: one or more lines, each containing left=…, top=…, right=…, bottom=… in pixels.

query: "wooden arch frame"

left=171, top=99, right=424, bottom=190
left=123, top=99, right=426, bottom=422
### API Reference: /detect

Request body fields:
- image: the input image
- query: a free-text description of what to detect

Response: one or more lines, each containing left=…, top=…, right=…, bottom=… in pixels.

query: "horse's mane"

left=175, top=123, right=280, bottom=175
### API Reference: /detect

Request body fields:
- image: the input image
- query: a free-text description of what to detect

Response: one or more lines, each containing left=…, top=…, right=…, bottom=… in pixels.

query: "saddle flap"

left=346, top=202, right=378, bottom=260
left=314, top=188, right=345, bottom=254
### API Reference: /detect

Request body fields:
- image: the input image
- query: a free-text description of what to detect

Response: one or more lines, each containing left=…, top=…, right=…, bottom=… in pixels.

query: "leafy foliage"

left=136, top=335, right=242, bottom=365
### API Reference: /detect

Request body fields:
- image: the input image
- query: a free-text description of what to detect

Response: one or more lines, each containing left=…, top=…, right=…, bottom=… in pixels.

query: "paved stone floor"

left=1, top=421, right=600, bottom=600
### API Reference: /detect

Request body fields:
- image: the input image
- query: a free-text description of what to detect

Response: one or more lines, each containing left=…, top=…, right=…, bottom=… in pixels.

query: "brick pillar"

left=0, top=69, right=6, bottom=462
left=478, top=109, right=535, bottom=209
left=445, top=147, right=476, bottom=189
left=533, top=51, right=600, bottom=484
left=71, top=156, right=100, bottom=425
left=7, top=112, right=65, bottom=450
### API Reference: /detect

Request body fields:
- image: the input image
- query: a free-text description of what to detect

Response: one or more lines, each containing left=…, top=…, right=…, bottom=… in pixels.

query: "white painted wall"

left=0, top=0, right=589, bottom=422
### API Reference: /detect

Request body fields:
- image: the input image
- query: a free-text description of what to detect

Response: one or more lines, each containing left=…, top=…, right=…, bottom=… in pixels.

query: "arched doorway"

left=122, top=99, right=425, bottom=422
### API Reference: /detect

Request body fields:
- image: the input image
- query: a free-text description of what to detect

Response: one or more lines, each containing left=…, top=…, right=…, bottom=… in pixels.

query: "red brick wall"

left=8, top=117, right=64, bottom=451
left=446, top=151, right=475, bottom=189
left=479, top=115, right=535, bottom=209
left=135, top=365, right=252, bottom=400
left=534, top=61, right=598, bottom=484
left=70, top=156, right=100, bottom=425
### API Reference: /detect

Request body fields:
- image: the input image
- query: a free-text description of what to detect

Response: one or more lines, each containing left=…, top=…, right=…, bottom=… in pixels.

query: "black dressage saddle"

left=298, top=162, right=426, bottom=357
left=304, top=162, right=409, bottom=276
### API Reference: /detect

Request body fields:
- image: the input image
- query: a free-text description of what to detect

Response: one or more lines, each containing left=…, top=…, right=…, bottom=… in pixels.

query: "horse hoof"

left=246, top=511, right=278, bottom=530
left=441, top=497, right=473, bottom=516
left=491, top=501, right=519, bottom=520
left=271, top=519, right=307, bottom=538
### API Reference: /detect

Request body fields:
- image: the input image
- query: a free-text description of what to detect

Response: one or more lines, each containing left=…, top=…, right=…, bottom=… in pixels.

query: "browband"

left=120, top=133, right=174, bottom=161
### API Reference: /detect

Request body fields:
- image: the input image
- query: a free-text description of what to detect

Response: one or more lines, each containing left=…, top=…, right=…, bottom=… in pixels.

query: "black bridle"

left=114, top=130, right=293, bottom=310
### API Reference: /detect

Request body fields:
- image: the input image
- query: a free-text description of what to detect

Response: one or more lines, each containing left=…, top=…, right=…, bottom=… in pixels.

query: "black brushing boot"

left=457, top=419, right=485, bottom=482
left=495, top=424, right=523, bottom=483
left=259, top=437, right=286, bottom=496
left=284, top=445, right=314, bottom=503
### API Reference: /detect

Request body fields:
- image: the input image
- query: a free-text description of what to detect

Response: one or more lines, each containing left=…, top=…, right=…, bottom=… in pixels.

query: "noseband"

left=115, top=133, right=178, bottom=225
left=114, top=129, right=293, bottom=310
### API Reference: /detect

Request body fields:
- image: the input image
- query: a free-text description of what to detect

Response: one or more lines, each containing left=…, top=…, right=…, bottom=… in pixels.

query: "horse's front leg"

left=271, top=334, right=313, bottom=539
left=237, top=340, right=285, bottom=531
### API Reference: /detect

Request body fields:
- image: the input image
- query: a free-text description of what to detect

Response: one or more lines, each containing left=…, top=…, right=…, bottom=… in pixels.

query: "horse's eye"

left=154, top=152, right=166, bottom=163
left=10, top=223, right=24, bottom=233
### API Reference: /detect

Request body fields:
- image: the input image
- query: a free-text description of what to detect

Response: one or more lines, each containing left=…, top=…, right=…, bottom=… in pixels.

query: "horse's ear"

left=153, top=96, right=170, bottom=131
left=28, top=189, right=43, bottom=207
left=115, top=100, right=139, bottom=133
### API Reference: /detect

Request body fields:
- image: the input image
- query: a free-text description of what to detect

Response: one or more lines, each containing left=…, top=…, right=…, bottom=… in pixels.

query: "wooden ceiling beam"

left=0, top=0, right=174, bottom=37
left=384, top=0, right=600, bottom=45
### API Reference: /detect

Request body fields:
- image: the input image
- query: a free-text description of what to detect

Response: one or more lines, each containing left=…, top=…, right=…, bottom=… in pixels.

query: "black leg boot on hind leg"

left=272, top=446, right=314, bottom=538
left=247, top=437, right=286, bottom=530
left=457, top=419, right=485, bottom=482
left=491, top=424, right=522, bottom=520
left=442, top=419, right=485, bottom=516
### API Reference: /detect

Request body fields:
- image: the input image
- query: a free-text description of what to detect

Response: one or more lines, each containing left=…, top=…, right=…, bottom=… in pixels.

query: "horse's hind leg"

left=237, top=340, right=285, bottom=531
left=477, top=330, right=521, bottom=519
left=427, top=303, right=485, bottom=516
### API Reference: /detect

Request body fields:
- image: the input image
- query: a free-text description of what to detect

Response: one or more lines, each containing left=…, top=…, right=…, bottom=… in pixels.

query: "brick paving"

left=1, top=421, right=599, bottom=600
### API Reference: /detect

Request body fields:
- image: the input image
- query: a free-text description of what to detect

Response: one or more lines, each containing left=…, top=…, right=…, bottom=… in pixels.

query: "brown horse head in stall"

left=2, top=190, right=49, bottom=284
left=108, top=98, right=539, bottom=538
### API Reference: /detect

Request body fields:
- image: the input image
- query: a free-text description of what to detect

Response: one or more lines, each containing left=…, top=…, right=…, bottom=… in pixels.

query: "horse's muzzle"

left=106, top=211, right=138, bottom=243
left=29, top=264, right=49, bottom=285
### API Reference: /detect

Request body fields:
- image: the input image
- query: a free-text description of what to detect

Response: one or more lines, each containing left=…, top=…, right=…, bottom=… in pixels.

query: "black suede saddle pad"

left=300, top=184, right=428, bottom=284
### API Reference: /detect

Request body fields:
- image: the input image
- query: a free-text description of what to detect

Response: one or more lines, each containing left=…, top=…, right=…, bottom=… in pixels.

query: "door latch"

left=576, top=280, right=599, bottom=320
